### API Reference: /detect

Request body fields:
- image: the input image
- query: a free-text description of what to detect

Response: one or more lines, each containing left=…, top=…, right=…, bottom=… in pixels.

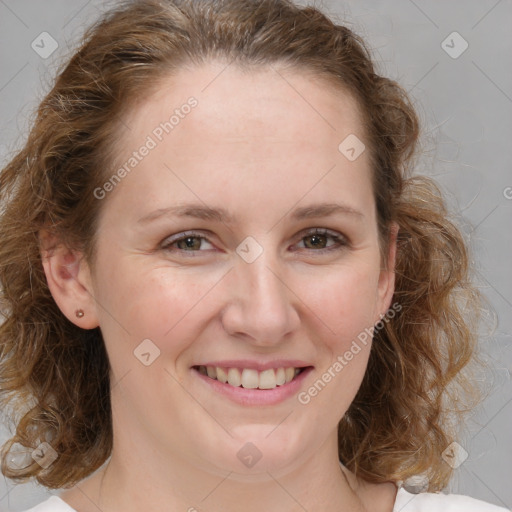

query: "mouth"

left=192, top=365, right=310, bottom=390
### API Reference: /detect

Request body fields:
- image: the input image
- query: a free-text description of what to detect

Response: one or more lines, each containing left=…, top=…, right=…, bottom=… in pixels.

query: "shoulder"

left=21, top=496, right=77, bottom=512
left=394, top=487, right=510, bottom=512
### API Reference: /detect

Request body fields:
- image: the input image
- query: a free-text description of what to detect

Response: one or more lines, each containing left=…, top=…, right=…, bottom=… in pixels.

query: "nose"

left=220, top=250, right=300, bottom=346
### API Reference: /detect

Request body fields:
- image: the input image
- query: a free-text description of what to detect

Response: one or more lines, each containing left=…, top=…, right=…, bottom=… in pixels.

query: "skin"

left=41, top=61, right=398, bottom=512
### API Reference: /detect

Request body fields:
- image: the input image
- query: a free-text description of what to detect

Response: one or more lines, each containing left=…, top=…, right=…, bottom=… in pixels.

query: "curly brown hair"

left=0, top=0, right=481, bottom=492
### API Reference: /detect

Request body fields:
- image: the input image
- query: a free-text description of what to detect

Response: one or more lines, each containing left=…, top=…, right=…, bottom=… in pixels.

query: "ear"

left=39, top=230, right=99, bottom=329
left=375, top=222, right=398, bottom=322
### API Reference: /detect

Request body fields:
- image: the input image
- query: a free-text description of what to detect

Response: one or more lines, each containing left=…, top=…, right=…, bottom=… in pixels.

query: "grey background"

left=0, top=0, right=511, bottom=510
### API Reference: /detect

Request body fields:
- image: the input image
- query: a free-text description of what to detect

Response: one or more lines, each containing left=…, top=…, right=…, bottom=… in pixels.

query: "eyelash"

left=160, top=228, right=348, bottom=257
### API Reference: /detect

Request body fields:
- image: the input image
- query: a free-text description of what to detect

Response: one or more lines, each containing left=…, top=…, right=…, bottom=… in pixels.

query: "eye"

left=160, top=231, right=215, bottom=255
left=159, top=228, right=348, bottom=257
left=293, top=228, right=348, bottom=253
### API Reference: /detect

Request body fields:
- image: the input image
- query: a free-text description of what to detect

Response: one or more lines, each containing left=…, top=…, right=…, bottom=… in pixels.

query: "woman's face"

left=81, top=62, right=395, bottom=476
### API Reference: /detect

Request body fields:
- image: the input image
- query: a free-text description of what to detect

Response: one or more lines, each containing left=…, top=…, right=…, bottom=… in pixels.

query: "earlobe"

left=39, top=230, right=99, bottom=329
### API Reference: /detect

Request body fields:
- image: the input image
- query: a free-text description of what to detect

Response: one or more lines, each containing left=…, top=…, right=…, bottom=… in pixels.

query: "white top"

left=22, top=488, right=510, bottom=511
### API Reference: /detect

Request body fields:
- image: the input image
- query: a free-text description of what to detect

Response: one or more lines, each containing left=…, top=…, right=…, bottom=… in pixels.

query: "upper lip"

left=193, top=359, right=312, bottom=371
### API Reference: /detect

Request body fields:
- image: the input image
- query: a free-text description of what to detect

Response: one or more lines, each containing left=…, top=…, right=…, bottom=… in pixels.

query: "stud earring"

left=75, top=309, right=85, bottom=318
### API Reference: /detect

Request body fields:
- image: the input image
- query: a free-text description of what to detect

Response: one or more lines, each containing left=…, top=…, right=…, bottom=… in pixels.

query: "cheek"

left=92, top=246, right=382, bottom=372
left=297, top=265, right=380, bottom=418
left=305, top=261, right=381, bottom=345
left=93, top=258, right=224, bottom=356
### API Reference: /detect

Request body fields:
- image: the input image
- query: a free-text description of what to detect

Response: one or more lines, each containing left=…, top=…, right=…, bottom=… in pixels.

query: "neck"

left=78, top=437, right=369, bottom=512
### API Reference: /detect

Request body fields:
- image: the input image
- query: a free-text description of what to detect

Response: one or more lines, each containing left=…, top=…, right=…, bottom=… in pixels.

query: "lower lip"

left=192, top=367, right=313, bottom=406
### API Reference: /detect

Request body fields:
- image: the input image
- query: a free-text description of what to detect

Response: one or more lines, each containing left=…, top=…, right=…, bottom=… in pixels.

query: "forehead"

left=119, top=61, right=365, bottom=157
left=103, top=62, right=372, bottom=221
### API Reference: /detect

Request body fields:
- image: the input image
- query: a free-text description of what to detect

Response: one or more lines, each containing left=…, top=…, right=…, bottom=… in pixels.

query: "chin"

left=200, top=424, right=314, bottom=479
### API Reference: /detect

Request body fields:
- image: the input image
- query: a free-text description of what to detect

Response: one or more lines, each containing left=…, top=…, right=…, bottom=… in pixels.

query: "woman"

left=0, top=1, right=507, bottom=511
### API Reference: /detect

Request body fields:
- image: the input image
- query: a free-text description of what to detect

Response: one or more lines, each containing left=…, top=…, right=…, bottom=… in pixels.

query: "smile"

left=193, top=365, right=306, bottom=390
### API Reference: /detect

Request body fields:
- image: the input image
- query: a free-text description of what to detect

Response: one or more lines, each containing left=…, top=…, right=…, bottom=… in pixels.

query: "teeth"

left=197, top=365, right=303, bottom=390
left=227, top=368, right=242, bottom=387
left=216, top=367, right=228, bottom=384
left=259, top=369, right=277, bottom=389
left=241, top=369, right=259, bottom=389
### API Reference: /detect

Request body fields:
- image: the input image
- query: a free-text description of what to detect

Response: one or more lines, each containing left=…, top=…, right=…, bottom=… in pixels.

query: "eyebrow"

left=137, top=202, right=364, bottom=225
